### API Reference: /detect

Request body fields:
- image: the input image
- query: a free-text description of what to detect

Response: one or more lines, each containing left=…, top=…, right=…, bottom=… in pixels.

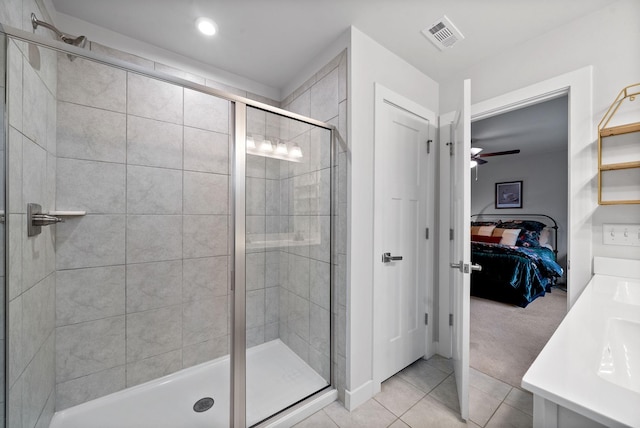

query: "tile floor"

left=294, top=356, right=533, bottom=428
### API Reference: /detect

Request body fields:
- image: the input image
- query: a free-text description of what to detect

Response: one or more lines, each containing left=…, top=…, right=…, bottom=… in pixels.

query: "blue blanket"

left=471, top=242, right=564, bottom=307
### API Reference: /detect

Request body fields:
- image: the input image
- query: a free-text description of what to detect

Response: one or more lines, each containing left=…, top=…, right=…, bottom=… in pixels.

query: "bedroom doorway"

left=468, top=95, right=569, bottom=389
left=436, top=66, right=593, bottom=425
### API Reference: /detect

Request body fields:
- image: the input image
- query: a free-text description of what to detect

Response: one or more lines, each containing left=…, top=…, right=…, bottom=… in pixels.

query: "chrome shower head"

left=31, top=13, right=87, bottom=49
left=61, top=33, right=87, bottom=48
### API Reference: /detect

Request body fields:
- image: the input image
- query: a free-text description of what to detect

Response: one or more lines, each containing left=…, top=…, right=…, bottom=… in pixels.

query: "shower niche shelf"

left=49, top=210, right=87, bottom=216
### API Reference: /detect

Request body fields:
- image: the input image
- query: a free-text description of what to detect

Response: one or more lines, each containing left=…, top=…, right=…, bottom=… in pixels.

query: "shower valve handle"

left=27, top=203, right=65, bottom=237
left=32, top=213, right=65, bottom=226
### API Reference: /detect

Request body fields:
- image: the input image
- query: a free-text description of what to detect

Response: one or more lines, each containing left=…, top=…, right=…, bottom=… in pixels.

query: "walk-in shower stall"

left=1, top=21, right=336, bottom=427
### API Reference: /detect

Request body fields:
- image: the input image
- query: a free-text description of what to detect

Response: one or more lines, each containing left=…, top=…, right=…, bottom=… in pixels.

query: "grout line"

left=479, top=385, right=513, bottom=427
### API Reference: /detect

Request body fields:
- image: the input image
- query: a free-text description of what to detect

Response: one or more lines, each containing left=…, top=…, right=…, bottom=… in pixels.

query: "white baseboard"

left=345, top=380, right=375, bottom=411
left=435, top=340, right=452, bottom=359
left=263, top=388, right=337, bottom=428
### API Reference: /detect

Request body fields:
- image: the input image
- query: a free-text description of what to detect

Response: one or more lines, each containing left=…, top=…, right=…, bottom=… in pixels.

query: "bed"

left=470, top=214, right=564, bottom=308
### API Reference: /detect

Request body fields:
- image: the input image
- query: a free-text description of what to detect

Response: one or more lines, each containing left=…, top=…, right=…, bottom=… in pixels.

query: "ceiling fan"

left=470, top=147, right=520, bottom=167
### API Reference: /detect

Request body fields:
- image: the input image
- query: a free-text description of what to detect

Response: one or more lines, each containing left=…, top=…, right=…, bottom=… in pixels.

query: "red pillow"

left=471, top=235, right=502, bottom=244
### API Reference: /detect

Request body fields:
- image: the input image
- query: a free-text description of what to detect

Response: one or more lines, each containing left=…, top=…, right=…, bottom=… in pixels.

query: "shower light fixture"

left=289, top=143, right=303, bottom=159
left=260, top=138, right=274, bottom=153
left=275, top=140, right=288, bottom=155
left=246, top=135, right=256, bottom=150
left=196, top=17, right=217, bottom=36
left=246, top=134, right=302, bottom=162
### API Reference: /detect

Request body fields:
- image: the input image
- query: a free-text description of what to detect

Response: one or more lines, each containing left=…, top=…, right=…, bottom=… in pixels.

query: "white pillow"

left=476, top=225, right=496, bottom=236
left=492, top=228, right=520, bottom=246
left=539, top=227, right=551, bottom=247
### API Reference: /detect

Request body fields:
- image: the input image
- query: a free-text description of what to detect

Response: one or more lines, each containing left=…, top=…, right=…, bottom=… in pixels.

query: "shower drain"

left=193, top=397, right=215, bottom=413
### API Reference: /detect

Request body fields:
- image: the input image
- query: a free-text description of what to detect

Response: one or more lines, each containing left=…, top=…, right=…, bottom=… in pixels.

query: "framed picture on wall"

left=495, top=181, right=523, bottom=209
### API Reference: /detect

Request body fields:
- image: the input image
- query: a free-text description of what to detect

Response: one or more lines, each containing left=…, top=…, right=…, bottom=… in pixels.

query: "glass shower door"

left=244, top=106, right=332, bottom=425
left=4, top=33, right=234, bottom=427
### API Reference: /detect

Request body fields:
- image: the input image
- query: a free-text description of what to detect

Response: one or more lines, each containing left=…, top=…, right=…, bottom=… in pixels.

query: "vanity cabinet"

left=598, top=83, right=640, bottom=205
left=522, top=257, right=640, bottom=428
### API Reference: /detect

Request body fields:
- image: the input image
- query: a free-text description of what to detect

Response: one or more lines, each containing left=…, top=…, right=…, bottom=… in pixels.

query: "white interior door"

left=374, top=89, right=431, bottom=383
left=450, top=79, right=472, bottom=420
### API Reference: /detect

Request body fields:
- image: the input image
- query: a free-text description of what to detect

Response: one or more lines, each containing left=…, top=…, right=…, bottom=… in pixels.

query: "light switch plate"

left=603, top=224, right=640, bottom=246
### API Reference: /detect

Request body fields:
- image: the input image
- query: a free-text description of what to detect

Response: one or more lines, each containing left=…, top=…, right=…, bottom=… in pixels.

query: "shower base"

left=49, top=339, right=329, bottom=428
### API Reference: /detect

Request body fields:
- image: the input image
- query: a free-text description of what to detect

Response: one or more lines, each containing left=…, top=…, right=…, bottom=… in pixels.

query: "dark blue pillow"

left=471, top=220, right=501, bottom=226
left=500, top=220, right=546, bottom=232
left=516, top=229, right=541, bottom=247
left=500, top=220, right=546, bottom=247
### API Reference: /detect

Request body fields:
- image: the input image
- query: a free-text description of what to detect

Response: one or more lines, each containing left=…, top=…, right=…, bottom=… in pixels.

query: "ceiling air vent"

left=421, top=15, right=464, bottom=51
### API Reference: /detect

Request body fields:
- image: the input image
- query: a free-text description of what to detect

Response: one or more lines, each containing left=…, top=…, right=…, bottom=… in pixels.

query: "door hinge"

left=426, top=139, right=433, bottom=154
left=425, top=228, right=429, bottom=239
left=425, top=313, right=428, bottom=325
left=449, top=314, right=454, bottom=326
left=449, top=229, right=454, bottom=240
left=446, top=141, right=454, bottom=156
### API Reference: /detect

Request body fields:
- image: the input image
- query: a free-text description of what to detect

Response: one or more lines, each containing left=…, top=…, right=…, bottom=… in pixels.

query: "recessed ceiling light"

left=196, top=17, right=217, bottom=36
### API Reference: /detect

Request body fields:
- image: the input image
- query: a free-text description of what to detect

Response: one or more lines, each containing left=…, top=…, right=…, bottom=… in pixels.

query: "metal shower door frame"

left=231, top=102, right=247, bottom=427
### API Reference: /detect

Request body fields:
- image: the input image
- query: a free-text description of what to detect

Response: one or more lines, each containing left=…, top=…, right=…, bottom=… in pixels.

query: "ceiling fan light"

left=470, top=147, right=483, bottom=156
left=470, top=160, right=478, bottom=168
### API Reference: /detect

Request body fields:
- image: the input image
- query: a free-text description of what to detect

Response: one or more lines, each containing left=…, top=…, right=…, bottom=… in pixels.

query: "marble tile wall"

left=280, top=50, right=348, bottom=400
left=3, top=0, right=60, bottom=426
left=54, top=55, right=233, bottom=410
left=88, top=41, right=280, bottom=108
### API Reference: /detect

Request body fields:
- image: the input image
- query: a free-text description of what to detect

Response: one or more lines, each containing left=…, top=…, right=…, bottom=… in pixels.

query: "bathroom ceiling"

left=49, top=0, right=615, bottom=96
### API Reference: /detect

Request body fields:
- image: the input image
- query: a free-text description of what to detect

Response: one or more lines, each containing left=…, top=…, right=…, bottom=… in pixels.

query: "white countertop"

left=522, top=257, right=640, bottom=428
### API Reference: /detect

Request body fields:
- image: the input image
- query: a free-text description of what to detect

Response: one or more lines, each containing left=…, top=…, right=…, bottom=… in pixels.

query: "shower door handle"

left=382, top=252, right=403, bottom=263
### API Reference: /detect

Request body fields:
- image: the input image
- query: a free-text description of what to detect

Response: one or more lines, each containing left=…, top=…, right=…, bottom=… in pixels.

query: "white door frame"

left=372, top=83, right=437, bottom=393
left=437, top=66, right=594, bottom=356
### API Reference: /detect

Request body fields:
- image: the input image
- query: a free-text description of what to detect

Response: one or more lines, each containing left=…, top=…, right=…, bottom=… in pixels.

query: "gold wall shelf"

left=598, top=83, right=640, bottom=205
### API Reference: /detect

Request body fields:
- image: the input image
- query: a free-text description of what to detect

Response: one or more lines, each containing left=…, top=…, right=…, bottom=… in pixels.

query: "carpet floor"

left=470, top=288, right=567, bottom=388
